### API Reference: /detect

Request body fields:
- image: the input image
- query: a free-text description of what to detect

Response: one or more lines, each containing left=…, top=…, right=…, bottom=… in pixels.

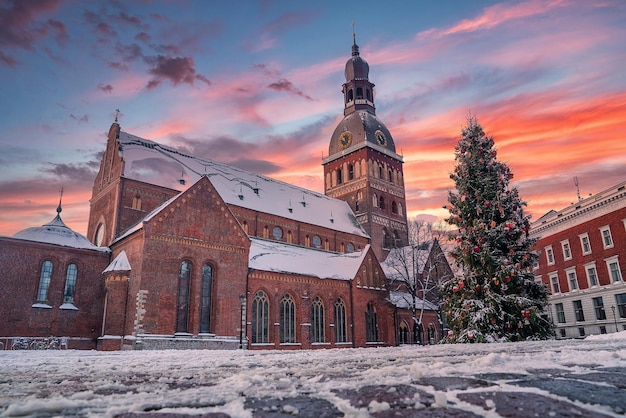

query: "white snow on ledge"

left=31, top=303, right=52, bottom=309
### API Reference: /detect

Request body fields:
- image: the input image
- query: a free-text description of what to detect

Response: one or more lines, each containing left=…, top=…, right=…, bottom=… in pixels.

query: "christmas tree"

left=442, top=117, right=553, bottom=343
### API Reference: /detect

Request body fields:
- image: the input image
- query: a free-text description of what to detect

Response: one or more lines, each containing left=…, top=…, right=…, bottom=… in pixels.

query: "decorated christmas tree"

left=442, top=117, right=553, bottom=343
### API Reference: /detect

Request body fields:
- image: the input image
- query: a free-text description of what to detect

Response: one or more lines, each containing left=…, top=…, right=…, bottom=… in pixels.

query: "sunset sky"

left=1, top=0, right=625, bottom=237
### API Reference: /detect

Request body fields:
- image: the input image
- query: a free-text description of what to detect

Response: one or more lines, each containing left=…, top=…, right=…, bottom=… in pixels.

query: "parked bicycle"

left=11, top=338, right=31, bottom=350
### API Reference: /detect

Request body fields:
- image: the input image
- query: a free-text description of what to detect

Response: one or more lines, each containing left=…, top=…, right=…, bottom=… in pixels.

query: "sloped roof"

left=103, top=250, right=131, bottom=272
left=12, top=213, right=109, bottom=252
left=117, top=131, right=368, bottom=238
left=248, top=237, right=369, bottom=280
left=380, top=242, right=434, bottom=282
left=388, top=290, right=438, bottom=311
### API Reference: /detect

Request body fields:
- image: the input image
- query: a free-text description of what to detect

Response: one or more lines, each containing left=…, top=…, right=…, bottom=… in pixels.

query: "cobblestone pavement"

left=1, top=337, right=625, bottom=417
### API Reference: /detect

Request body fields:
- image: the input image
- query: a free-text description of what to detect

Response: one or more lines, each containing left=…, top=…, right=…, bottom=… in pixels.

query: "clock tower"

left=323, top=37, right=409, bottom=261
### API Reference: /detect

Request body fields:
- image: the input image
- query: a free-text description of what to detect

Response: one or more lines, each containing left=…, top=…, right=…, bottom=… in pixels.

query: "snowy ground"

left=1, top=333, right=625, bottom=418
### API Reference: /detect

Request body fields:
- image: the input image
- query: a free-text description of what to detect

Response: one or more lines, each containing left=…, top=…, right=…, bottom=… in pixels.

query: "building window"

left=280, top=294, right=296, bottom=343
left=312, top=235, right=322, bottom=248
left=566, top=268, right=578, bottom=291
left=605, top=256, right=623, bottom=283
left=378, top=165, right=383, bottom=179
left=94, top=222, right=105, bottom=246
left=372, top=194, right=378, bottom=208
left=398, top=202, right=403, bottom=216
left=545, top=246, right=554, bottom=265
left=550, top=274, right=560, bottom=294
left=324, top=239, right=330, bottom=251
left=272, top=226, right=283, bottom=240
left=600, top=326, right=607, bottom=334
left=578, top=327, right=585, bottom=337
left=392, top=201, right=398, bottom=214
left=592, top=297, right=606, bottom=320
left=337, top=168, right=343, bottom=185
left=615, top=293, right=626, bottom=318
left=305, top=235, right=311, bottom=247
left=555, top=303, right=566, bottom=323
left=585, top=262, right=599, bottom=287
left=63, top=263, right=77, bottom=304
left=600, top=226, right=614, bottom=249
left=561, top=240, right=572, bottom=261
left=573, top=300, right=585, bottom=322
left=311, top=297, right=325, bottom=343
left=242, top=221, right=249, bottom=234
left=263, top=226, right=269, bottom=239
left=199, top=264, right=213, bottom=334
left=346, top=243, right=355, bottom=253
left=176, top=261, right=191, bottom=333
left=36, top=260, right=53, bottom=302
left=559, top=329, right=566, bottom=338
left=365, top=302, right=378, bottom=342
left=334, top=299, right=347, bottom=343
left=399, top=321, right=409, bottom=344
left=287, top=230, right=293, bottom=243
left=348, top=164, right=354, bottom=180
left=131, top=194, right=142, bottom=210
left=379, top=196, right=385, bottom=210
left=579, top=233, right=591, bottom=255
left=251, top=291, right=269, bottom=344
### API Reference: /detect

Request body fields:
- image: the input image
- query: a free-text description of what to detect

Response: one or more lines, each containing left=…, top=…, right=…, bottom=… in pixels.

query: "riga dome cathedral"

left=323, top=36, right=409, bottom=261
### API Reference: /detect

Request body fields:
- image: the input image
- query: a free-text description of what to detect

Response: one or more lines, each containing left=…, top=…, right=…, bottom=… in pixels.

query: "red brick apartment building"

left=530, top=181, right=626, bottom=338
left=0, top=40, right=449, bottom=350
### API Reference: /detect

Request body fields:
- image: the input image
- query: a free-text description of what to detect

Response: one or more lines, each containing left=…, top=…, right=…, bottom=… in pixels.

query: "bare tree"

left=382, top=219, right=455, bottom=344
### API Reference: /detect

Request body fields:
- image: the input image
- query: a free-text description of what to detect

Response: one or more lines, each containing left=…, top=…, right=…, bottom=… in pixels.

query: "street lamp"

left=610, top=305, right=618, bottom=333
left=239, top=295, right=245, bottom=349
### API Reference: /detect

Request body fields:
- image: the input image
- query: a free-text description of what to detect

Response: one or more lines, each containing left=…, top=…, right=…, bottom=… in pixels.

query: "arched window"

left=252, top=291, right=269, bottom=343
left=355, top=200, right=359, bottom=212
left=334, top=299, right=347, bottom=343
left=398, top=203, right=403, bottom=216
left=324, top=239, right=330, bottom=251
left=388, top=169, right=392, bottom=182
left=428, top=323, right=437, bottom=344
left=311, top=297, right=325, bottom=343
left=366, top=302, right=378, bottom=342
left=399, top=320, right=410, bottom=345
left=366, top=88, right=372, bottom=101
left=36, top=260, right=53, bottom=302
left=131, top=194, right=142, bottom=210
left=287, top=230, right=293, bottom=243
left=242, top=221, right=249, bottom=234
left=379, top=196, right=385, bottom=210
left=263, top=226, right=269, bottom=239
left=372, top=193, right=378, bottom=208
left=348, top=164, right=354, bottom=180
left=392, top=201, right=398, bottom=214
left=356, top=87, right=363, bottom=99
left=199, top=264, right=213, bottom=333
left=280, top=294, right=296, bottom=343
left=378, top=165, right=383, bottom=179
left=63, top=263, right=77, bottom=304
left=305, top=235, right=311, bottom=247
left=176, top=261, right=191, bottom=333
left=337, top=168, right=343, bottom=184
left=348, top=89, right=354, bottom=102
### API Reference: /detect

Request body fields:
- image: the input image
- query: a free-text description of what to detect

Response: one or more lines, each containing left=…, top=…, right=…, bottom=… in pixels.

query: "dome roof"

left=329, top=110, right=396, bottom=156
left=13, top=212, right=106, bottom=251
left=345, top=42, right=369, bottom=81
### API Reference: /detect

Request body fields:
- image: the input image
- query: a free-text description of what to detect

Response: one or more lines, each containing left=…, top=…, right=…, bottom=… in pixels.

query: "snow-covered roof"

left=248, top=237, right=368, bottom=280
left=117, top=131, right=368, bottom=238
left=388, top=290, right=438, bottom=311
left=103, top=250, right=131, bottom=273
left=380, top=242, right=433, bottom=281
left=12, top=214, right=109, bottom=252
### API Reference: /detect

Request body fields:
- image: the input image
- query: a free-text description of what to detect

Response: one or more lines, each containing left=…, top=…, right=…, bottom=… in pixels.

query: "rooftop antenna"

left=574, top=176, right=582, bottom=202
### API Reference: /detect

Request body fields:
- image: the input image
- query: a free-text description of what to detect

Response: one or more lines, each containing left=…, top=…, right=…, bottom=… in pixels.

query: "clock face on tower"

left=339, top=131, right=353, bottom=149
left=375, top=130, right=387, bottom=146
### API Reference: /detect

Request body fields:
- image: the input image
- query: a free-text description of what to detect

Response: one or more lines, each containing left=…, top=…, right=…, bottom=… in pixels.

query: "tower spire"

left=57, top=186, right=64, bottom=215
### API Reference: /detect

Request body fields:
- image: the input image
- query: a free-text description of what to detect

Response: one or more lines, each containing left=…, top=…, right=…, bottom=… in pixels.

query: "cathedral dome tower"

left=323, top=36, right=409, bottom=261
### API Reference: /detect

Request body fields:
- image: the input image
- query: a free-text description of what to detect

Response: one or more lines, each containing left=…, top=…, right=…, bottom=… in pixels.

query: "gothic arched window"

left=199, top=264, right=213, bottom=334
left=280, top=294, right=296, bottom=343
left=252, top=291, right=269, bottom=344
left=366, top=302, right=378, bottom=342
left=334, top=299, right=347, bottom=343
left=311, top=297, right=325, bottom=343
left=176, top=261, right=191, bottom=333
left=392, top=201, right=398, bottom=214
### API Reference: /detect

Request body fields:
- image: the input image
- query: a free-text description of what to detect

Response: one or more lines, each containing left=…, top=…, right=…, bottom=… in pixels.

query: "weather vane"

left=352, top=22, right=356, bottom=44
left=115, top=108, right=120, bottom=123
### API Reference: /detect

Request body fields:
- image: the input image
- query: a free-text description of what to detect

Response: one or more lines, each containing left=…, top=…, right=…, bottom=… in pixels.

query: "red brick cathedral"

left=1, top=40, right=448, bottom=350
